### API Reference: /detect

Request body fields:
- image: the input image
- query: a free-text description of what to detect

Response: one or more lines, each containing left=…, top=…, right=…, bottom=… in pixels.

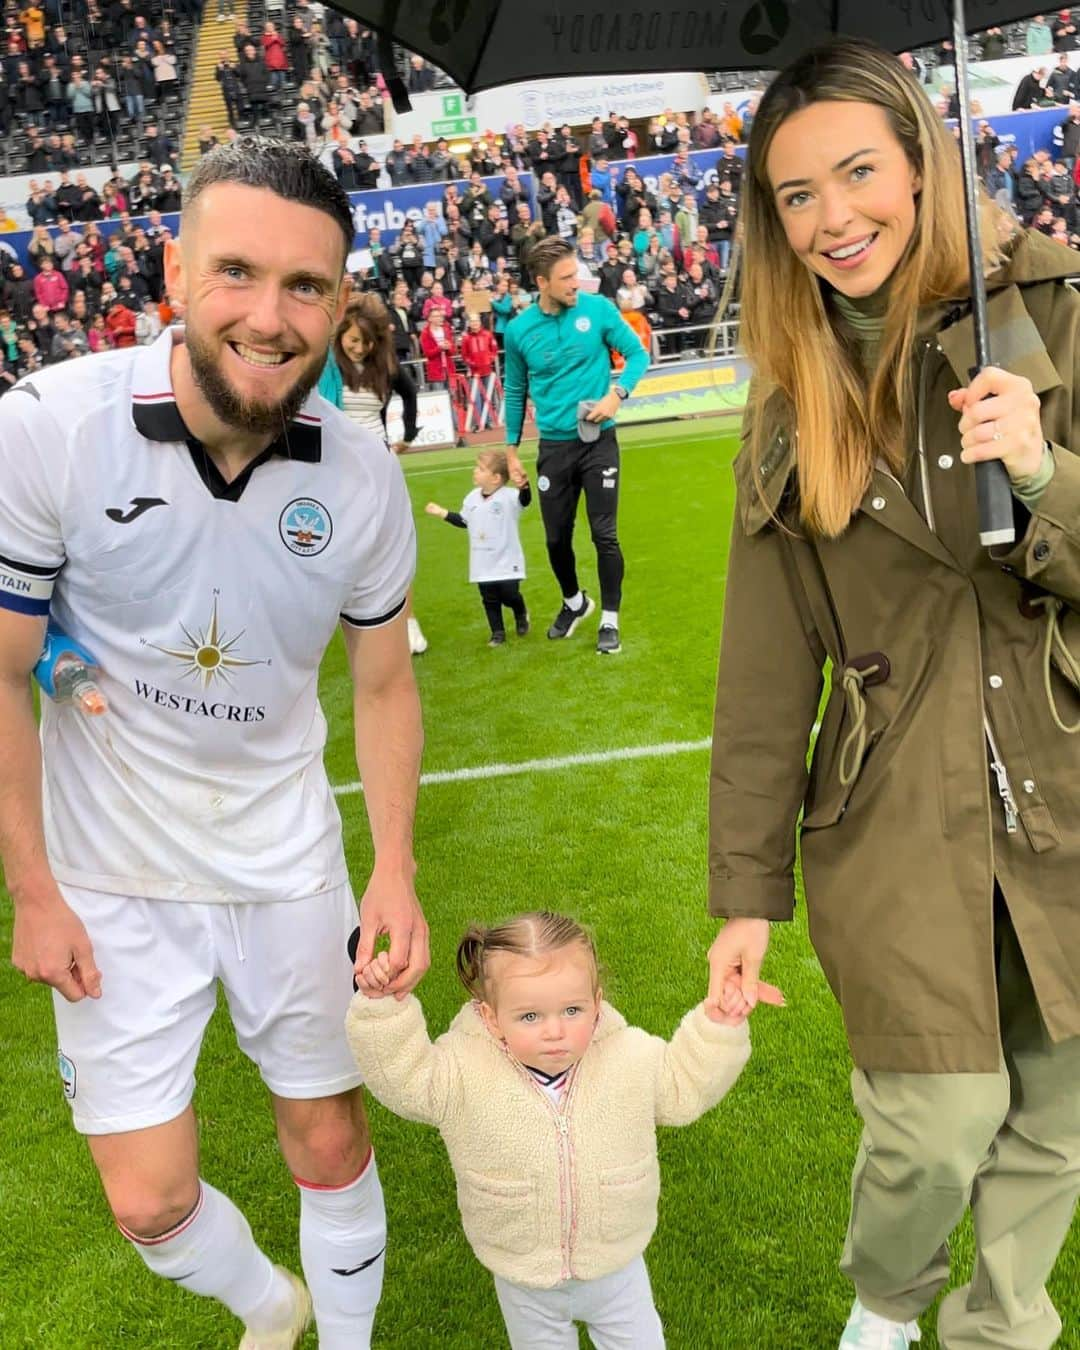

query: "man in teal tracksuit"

left=504, top=238, right=650, bottom=654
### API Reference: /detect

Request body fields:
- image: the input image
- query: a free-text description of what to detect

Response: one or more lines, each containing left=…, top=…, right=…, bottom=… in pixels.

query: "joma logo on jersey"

left=280, top=498, right=333, bottom=557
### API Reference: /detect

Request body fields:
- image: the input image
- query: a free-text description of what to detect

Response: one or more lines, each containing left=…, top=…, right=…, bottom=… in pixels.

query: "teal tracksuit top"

left=502, top=290, right=650, bottom=446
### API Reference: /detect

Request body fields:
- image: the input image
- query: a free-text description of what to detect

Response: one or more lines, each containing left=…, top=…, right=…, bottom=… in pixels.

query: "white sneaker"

left=238, top=1266, right=311, bottom=1349
left=407, top=616, right=428, bottom=654
left=839, top=1300, right=921, bottom=1350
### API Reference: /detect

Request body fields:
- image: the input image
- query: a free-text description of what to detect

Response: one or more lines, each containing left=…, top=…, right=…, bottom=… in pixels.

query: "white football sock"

left=601, top=610, right=619, bottom=628
left=121, top=1180, right=296, bottom=1332
left=295, top=1151, right=387, bottom=1350
left=564, top=590, right=583, bottom=610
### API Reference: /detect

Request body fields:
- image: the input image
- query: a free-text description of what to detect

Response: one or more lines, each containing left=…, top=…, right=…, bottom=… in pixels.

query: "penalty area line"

left=332, top=737, right=713, bottom=796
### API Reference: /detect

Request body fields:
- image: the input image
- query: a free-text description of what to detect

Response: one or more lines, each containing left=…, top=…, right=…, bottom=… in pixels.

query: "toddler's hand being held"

left=704, top=979, right=786, bottom=1025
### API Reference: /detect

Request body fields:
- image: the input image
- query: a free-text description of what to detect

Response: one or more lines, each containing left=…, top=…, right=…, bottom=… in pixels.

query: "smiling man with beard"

left=0, top=138, right=428, bottom=1350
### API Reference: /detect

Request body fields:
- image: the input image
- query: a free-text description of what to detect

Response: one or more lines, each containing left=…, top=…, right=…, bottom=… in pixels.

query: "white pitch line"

left=332, top=722, right=823, bottom=797
left=332, top=738, right=712, bottom=796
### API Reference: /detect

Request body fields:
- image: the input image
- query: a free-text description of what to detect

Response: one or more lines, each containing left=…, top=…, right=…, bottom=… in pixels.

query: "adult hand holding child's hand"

left=705, top=917, right=784, bottom=1023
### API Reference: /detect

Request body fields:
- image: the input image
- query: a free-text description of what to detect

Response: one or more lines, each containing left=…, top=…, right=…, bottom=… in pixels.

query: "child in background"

left=347, top=911, right=776, bottom=1349
left=426, top=450, right=531, bottom=647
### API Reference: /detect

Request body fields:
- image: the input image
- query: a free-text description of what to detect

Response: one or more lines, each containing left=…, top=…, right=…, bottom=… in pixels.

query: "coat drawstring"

left=838, top=663, right=881, bottom=787
left=1029, top=595, right=1080, bottom=735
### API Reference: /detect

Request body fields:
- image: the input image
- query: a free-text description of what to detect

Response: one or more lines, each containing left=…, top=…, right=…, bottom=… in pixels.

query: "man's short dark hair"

left=529, top=236, right=575, bottom=281
left=184, top=136, right=354, bottom=264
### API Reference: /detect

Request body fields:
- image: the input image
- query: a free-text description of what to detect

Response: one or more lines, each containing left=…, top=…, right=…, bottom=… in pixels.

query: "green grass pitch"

left=1, top=420, right=1076, bottom=1348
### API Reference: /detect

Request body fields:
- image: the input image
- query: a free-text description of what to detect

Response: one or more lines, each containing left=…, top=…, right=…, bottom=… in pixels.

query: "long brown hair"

left=333, top=292, right=398, bottom=403
left=740, top=39, right=1014, bottom=538
left=456, top=911, right=599, bottom=1004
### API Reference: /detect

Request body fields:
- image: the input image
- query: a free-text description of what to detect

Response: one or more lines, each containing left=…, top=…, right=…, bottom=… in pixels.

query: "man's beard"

left=185, top=325, right=324, bottom=436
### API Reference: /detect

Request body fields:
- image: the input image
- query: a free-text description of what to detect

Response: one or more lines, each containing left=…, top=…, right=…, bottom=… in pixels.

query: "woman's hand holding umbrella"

left=949, top=366, right=1046, bottom=482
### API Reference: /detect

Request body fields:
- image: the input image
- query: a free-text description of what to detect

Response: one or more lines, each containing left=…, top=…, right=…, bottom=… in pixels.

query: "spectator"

left=351, top=87, right=384, bottom=135
left=287, top=14, right=309, bottom=78
left=26, top=223, right=55, bottom=270
left=198, top=124, right=219, bottom=156
left=980, top=26, right=1006, bottom=61
left=418, top=201, right=447, bottom=269
left=1055, top=9, right=1080, bottom=49
left=33, top=255, right=68, bottom=312
left=674, top=192, right=699, bottom=251
left=685, top=260, right=717, bottom=327
left=238, top=42, right=273, bottom=127
left=394, top=221, right=425, bottom=290
left=156, top=166, right=182, bottom=212
left=86, top=311, right=113, bottom=352
left=692, top=108, right=721, bottom=149
left=422, top=280, right=454, bottom=322
left=654, top=269, right=693, bottom=353
left=385, top=138, right=410, bottom=185
left=261, top=21, right=287, bottom=91
left=49, top=309, right=88, bottom=361
left=102, top=285, right=136, bottom=345
left=615, top=268, right=648, bottom=314
left=134, top=294, right=162, bottom=344
left=1013, top=65, right=1051, bottom=108
left=974, top=121, right=1001, bottom=179
left=428, top=136, right=456, bottom=181
left=331, top=144, right=363, bottom=189
left=320, top=98, right=352, bottom=146
left=291, top=98, right=320, bottom=148
left=1028, top=13, right=1055, bottom=54
left=387, top=278, right=413, bottom=360
left=215, top=52, right=244, bottom=126
left=406, top=54, right=435, bottom=93
left=1048, top=52, right=1077, bottom=101
left=1062, top=100, right=1080, bottom=167
left=66, top=69, right=94, bottom=142
left=143, top=123, right=178, bottom=170
left=419, top=307, right=455, bottom=387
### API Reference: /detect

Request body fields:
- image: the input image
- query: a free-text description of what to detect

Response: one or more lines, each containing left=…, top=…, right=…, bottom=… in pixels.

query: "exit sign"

left=430, top=94, right=477, bottom=138
left=432, top=117, right=478, bottom=136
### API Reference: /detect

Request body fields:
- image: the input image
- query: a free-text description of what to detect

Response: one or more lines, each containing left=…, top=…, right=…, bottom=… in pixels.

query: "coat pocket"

left=457, top=1171, right=538, bottom=1256
left=598, top=1156, right=658, bottom=1244
left=802, top=718, right=884, bottom=831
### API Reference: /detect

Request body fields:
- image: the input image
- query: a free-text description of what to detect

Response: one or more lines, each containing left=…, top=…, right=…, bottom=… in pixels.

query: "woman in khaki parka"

left=706, top=41, right=1080, bottom=1350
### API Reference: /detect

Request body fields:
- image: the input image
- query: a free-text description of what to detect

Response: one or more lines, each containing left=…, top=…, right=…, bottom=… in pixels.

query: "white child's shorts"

left=53, top=882, right=363, bottom=1135
left=494, top=1257, right=665, bottom=1349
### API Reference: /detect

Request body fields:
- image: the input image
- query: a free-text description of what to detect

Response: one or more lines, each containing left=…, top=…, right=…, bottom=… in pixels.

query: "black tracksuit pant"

left=479, top=579, right=527, bottom=635
left=535, top=428, right=623, bottom=611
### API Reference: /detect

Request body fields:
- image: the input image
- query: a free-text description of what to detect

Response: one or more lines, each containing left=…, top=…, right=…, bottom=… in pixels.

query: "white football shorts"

left=52, top=882, right=363, bottom=1135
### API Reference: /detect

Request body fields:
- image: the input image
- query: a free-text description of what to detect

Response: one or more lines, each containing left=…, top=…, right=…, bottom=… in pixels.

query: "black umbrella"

left=353, top=0, right=1055, bottom=542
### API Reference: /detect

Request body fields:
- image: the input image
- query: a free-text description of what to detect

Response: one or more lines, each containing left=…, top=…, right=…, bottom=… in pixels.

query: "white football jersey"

left=0, top=328, right=415, bottom=903
left=460, top=485, right=527, bottom=584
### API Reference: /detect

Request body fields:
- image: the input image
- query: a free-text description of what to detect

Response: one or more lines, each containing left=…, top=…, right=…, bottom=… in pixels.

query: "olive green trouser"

left=840, top=899, right=1080, bottom=1349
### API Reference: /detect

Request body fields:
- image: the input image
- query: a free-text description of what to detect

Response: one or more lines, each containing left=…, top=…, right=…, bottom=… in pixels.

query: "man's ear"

left=163, top=237, right=185, bottom=306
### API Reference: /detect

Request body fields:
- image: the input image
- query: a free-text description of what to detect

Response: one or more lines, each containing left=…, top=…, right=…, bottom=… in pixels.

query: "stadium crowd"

left=0, top=94, right=754, bottom=392
left=12, top=4, right=1080, bottom=398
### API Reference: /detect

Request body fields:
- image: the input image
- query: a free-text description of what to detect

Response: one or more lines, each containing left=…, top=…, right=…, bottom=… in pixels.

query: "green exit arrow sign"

left=431, top=116, right=478, bottom=137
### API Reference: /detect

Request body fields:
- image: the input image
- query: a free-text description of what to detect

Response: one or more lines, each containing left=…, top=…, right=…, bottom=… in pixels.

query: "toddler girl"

left=347, top=911, right=770, bottom=1347
left=426, top=450, right=531, bottom=647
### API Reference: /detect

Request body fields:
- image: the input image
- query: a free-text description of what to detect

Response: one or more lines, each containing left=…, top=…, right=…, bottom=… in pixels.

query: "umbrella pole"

left=951, top=0, right=1016, bottom=545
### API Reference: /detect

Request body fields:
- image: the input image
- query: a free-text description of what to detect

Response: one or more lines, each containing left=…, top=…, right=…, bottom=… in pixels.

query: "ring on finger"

left=992, top=419, right=1003, bottom=442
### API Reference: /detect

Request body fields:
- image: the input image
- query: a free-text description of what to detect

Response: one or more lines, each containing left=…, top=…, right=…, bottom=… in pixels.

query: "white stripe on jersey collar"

left=130, top=325, right=323, bottom=462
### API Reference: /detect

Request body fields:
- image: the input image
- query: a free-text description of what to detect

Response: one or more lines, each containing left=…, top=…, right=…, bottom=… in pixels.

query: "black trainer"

left=515, top=611, right=530, bottom=637
left=488, top=631, right=506, bottom=647
left=547, top=593, right=595, bottom=640
left=596, top=624, right=621, bottom=655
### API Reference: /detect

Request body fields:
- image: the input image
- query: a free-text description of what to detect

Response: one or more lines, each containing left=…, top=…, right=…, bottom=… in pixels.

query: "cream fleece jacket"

left=345, top=993, right=750, bottom=1289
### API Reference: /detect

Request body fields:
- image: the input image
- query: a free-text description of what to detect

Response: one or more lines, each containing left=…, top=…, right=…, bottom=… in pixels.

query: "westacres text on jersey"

left=133, top=680, right=266, bottom=723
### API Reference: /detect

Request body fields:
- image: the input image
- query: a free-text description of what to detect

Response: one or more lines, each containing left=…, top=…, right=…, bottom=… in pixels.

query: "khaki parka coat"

left=709, top=229, right=1080, bottom=1073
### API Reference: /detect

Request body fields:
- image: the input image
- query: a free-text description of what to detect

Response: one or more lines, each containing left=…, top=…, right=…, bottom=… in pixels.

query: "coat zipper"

left=507, top=1052, right=579, bottom=1280
left=917, top=340, right=1018, bottom=835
